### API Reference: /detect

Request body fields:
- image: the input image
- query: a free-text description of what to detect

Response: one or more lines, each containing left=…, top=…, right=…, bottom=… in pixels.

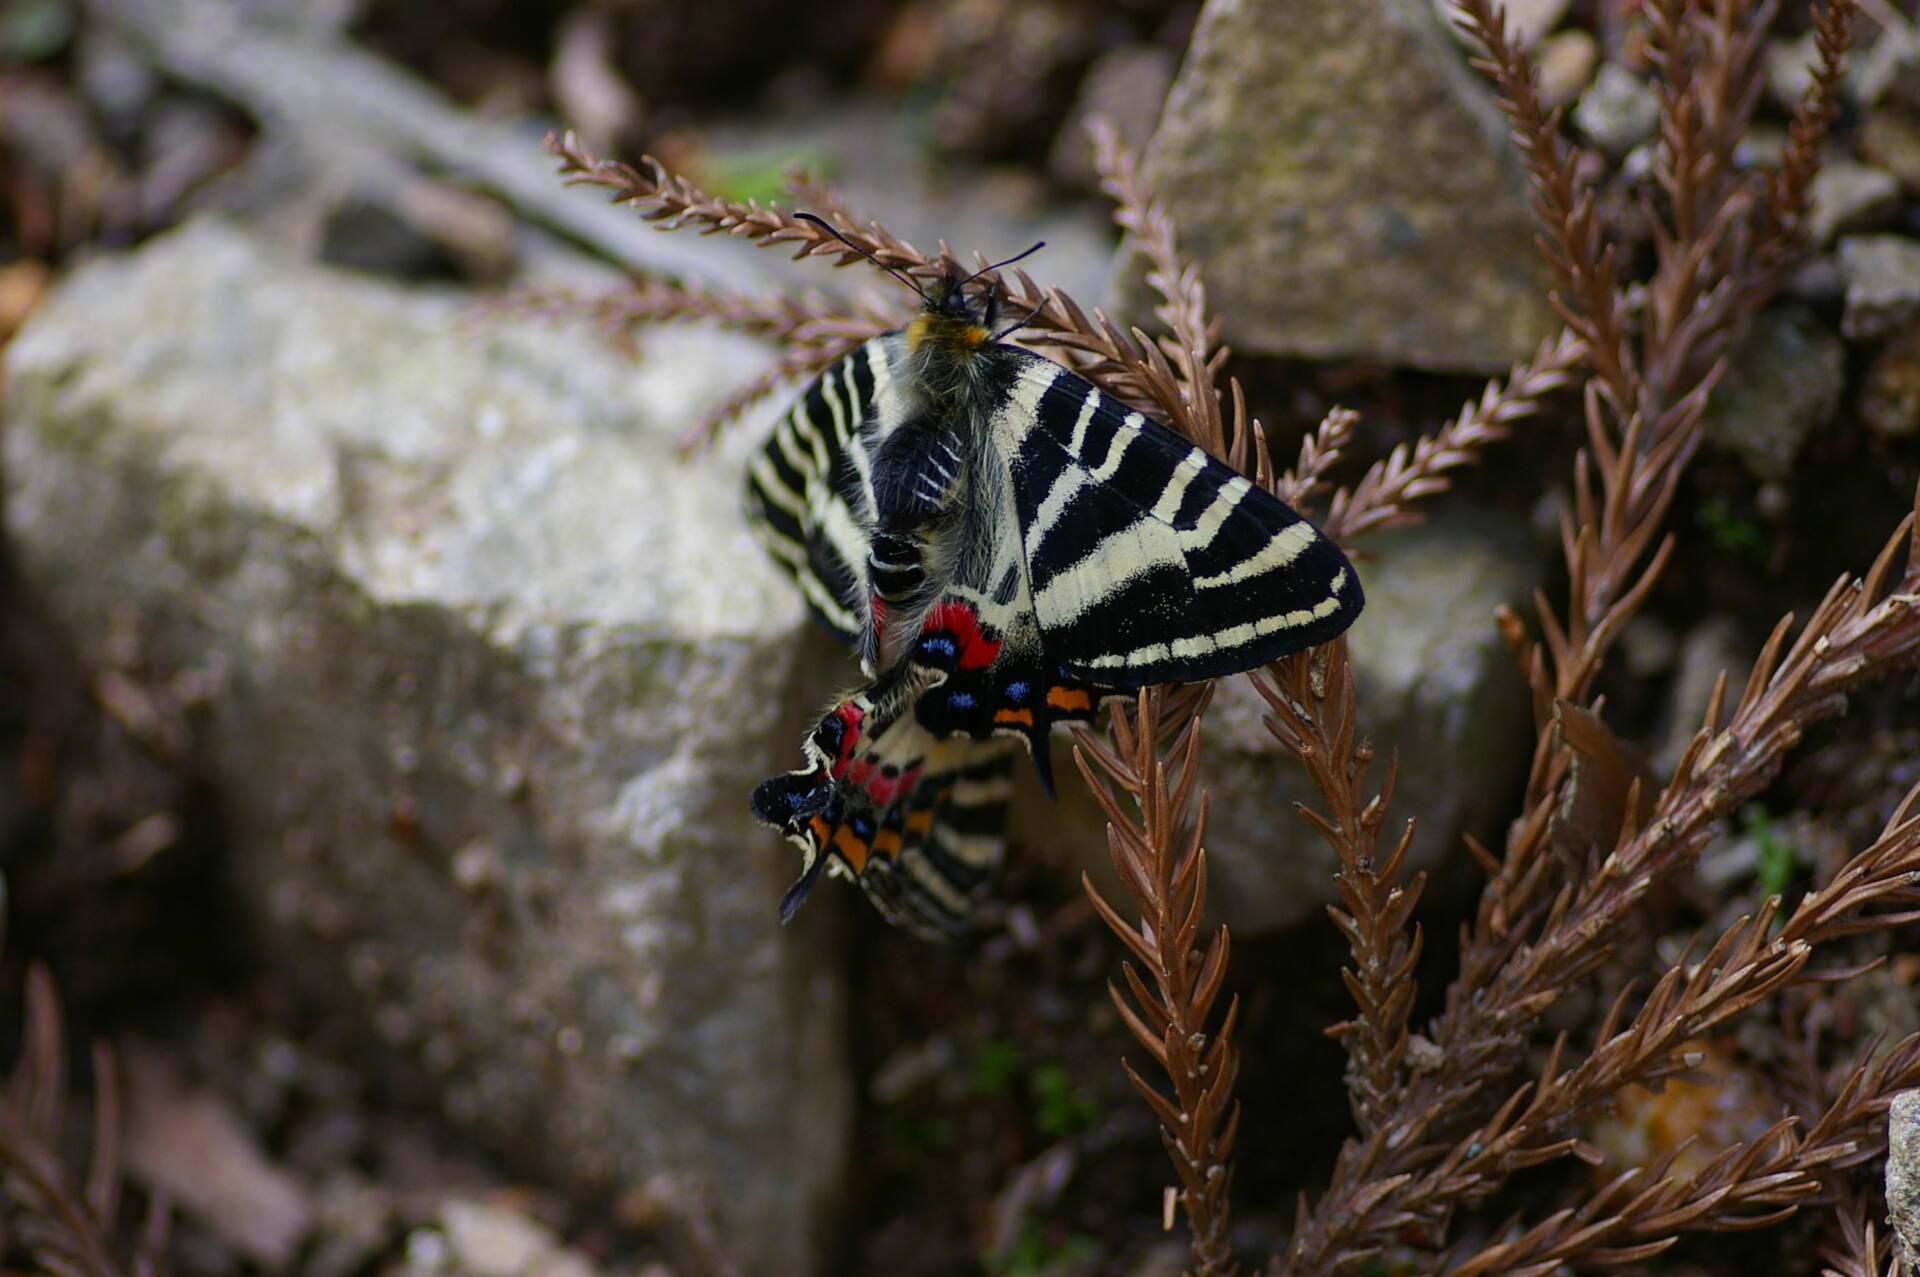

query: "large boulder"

left=2, top=220, right=849, bottom=1277
left=1137, top=0, right=1559, bottom=372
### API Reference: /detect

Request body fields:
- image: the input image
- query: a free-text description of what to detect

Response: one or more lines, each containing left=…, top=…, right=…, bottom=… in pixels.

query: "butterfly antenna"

left=959, top=240, right=1045, bottom=290
left=990, top=296, right=1048, bottom=342
left=796, top=212, right=933, bottom=305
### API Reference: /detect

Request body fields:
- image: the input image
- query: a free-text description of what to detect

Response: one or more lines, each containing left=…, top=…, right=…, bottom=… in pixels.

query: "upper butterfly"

left=746, top=220, right=1364, bottom=938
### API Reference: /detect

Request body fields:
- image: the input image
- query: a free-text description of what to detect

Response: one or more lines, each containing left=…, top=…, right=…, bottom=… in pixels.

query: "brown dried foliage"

left=0, top=967, right=168, bottom=1277
left=540, top=1, right=1920, bottom=1268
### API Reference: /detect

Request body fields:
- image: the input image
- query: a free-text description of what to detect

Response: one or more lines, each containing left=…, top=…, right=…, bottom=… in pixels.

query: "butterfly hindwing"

left=748, top=656, right=1019, bottom=940
left=745, top=336, right=894, bottom=644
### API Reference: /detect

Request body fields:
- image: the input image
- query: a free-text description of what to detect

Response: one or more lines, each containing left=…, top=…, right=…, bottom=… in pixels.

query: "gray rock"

left=1807, top=161, right=1903, bottom=245
left=1702, top=306, right=1844, bottom=480
left=1862, top=322, right=1920, bottom=437
left=1766, top=31, right=1825, bottom=112
left=1573, top=64, right=1661, bottom=159
left=1862, top=110, right=1920, bottom=193
left=1037, top=509, right=1540, bottom=935
left=1889, top=1090, right=1920, bottom=1273
left=1838, top=235, right=1920, bottom=340
left=1135, top=0, right=1558, bottom=374
left=1, top=220, right=849, bottom=1277
left=439, top=1200, right=560, bottom=1277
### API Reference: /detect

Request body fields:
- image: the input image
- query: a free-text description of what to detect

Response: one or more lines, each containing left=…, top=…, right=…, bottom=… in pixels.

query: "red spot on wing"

left=923, top=600, right=1002, bottom=670
left=845, top=759, right=924, bottom=806
left=826, top=702, right=866, bottom=778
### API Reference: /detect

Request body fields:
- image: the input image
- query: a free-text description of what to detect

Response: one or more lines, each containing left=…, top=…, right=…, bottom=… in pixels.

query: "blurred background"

left=2, top=1, right=1920, bottom=1276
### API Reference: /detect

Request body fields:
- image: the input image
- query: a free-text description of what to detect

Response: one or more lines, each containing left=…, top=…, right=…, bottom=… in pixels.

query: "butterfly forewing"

left=993, top=351, right=1363, bottom=685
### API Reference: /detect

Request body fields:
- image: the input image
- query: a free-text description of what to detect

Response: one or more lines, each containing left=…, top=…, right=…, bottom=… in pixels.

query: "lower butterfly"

left=746, top=223, right=1364, bottom=939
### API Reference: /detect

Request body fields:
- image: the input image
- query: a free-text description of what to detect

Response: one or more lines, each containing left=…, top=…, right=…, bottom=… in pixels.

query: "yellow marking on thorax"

left=906, top=313, right=989, bottom=354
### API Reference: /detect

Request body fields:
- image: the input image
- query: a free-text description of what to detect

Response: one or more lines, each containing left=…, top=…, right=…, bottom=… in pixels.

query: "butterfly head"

left=904, top=275, right=991, bottom=358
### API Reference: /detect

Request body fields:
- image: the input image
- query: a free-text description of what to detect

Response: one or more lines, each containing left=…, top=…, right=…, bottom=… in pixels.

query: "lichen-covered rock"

left=2, top=220, right=848, bottom=1277
left=1889, top=1090, right=1920, bottom=1272
left=1573, top=64, right=1661, bottom=158
left=1137, top=0, right=1558, bottom=373
left=1702, top=305, right=1845, bottom=480
left=1863, top=321, right=1920, bottom=437
left=1838, top=235, right=1920, bottom=340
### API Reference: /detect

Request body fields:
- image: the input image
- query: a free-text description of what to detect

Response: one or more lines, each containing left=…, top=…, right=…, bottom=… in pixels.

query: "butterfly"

left=746, top=220, right=1364, bottom=938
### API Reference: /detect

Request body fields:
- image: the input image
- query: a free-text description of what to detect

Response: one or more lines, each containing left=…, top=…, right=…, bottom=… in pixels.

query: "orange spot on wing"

left=994, top=708, right=1035, bottom=727
left=1046, top=686, right=1091, bottom=712
left=904, top=809, right=934, bottom=836
left=871, top=829, right=902, bottom=859
left=833, top=824, right=869, bottom=871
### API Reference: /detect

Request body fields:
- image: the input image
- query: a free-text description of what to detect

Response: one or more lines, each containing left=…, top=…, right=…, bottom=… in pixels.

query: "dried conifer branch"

left=1436, top=0, right=1807, bottom=1035
left=1273, top=407, right=1358, bottom=513
left=1282, top=487, right=1920, bottom=1272
left=1073, top=690, right=1241, bottom=1277
left=1322, top=329, right=1584, bottom=541
left=0, top=966, right=164, bottom=1277
left=1089, top=119, right=1231, bottom=459
left=1256, top=640, right=1424, bottom=1132
left=1450, top=0, right=1636, bottom=414
left=1439, top=1032, right=1920, bottom=1274
left=547, top=129, right=1191, bottom=427
left=1758, top=0, right=1858, bottom=278
left=1816, top=1196, right=1894, bottom=1277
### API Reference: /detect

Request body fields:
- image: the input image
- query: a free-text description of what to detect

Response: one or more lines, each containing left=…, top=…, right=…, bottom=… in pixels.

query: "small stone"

left=440, top=1200, right=559, bottom=1277
left=1862, top=323, right=1920, bottom=437
left=1837, top=235, right=1920, bottom=340
left=1889, top=1091, right=1920, bottom=1273
left=1048, top=44, right=1177, bottom=189
left=1534, top=30, right=1599, bottom=108
left=1807, top=161, right=1903, bottom=244
left=1574, top=64, right=1661, bottom=159
left=1433, top=0, right=1568, bottom=50
left=1855, top=29, right=1920, bottom=112
left=1702, top=306, right=1844, bottom=480
left=1766, top=31, right=1823, bottom=111
left=1654, top=618, right=1750, bottom=775
left=1861, top=111, right=1920, bottom=192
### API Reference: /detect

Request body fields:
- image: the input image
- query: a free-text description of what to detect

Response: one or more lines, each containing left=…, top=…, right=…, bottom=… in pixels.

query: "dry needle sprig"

left=1451, top=0, right=1636, bottom=415
left=1757, top=0, right=1858, bottom=281
left=1088, top=119, right=1233, bottom=463
left=1321, top=328, right=1585, bottom=541
left=1450, top=0, right=1798, bottom=1011
left=1256, top=639, right=1423, bottom=1133
left=0, top=966, right=168, bottom=1277
left=546, top=129, right=1229, bottom=446
left=1437, top=1032, right=1920, bottom=1275
left=1280, top=492, right=1920, bottom=1273
left=1816, top=1197, right=1893, bottom=1277
left=1074, top=689, right=1240, bottom=1277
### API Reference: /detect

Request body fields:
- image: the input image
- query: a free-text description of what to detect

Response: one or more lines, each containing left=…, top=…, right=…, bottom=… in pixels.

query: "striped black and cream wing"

left=748, top=661, right=1018, bottom=941
left=744, top=337, right=897, bottom=644
left=991, top=351, right=1364, bottom=685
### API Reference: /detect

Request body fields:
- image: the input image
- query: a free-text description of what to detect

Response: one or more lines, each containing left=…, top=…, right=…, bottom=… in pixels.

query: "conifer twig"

left=1074, top=691, right=1240, bottom=1277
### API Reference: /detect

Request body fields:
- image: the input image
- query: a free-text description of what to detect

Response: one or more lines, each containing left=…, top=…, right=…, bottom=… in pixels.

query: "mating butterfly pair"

left=745, top=234, right=1362, bottom=939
